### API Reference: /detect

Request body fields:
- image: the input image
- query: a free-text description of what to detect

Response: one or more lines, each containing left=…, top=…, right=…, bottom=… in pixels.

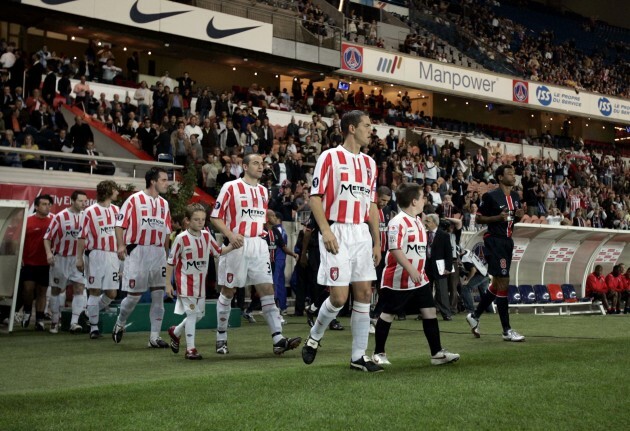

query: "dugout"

left=460, top=224, right=630, bottom=297
left=0, top=200, right=29, bottom=333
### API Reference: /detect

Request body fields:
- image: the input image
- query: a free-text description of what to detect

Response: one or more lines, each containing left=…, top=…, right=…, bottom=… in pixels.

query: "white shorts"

left=85, top=250, right=122, bottom=291
left=175, top=296, right=205, bottom=316
left=122, top=245, right=167, bottom=293
left=50, top=255, right=86, bottom=288
left=317, top=223, right=376, bottom=286
left=217, top=236, right=273, bottom=288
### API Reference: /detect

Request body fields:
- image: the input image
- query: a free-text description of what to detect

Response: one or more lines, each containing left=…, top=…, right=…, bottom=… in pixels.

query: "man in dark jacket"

left=425, top=214, right=453, bottom=320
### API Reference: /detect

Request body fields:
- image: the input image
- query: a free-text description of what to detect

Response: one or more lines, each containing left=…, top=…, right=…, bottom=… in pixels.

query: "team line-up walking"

left=17, top=111, right=532, bottom=371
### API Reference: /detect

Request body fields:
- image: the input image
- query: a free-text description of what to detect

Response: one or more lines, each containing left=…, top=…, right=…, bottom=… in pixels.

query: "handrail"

left=0, top=147, right=183, bottom=177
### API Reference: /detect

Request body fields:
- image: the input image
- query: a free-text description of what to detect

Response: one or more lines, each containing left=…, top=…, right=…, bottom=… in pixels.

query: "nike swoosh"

left=130, top=0, right=190, bottom=24
left=41, top=0, right=78, bottom=4
left=206, top=17, right=259, bottom=39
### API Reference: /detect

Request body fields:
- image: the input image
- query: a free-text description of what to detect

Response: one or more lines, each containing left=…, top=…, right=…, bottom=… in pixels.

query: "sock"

left=350, top=301, right=371, bottom=362
left=87, top=295, right=100, bottom=330
left=216, top=293, right=231, bottom=342
left=495, top=296, right=510, bottom=332
left=374, top=313, right=394, bottom=354
left=185, top=314, right=196, bottom=350
left=310, top=297, right=342, bottom=341
left=70, top=292, right=86, bottom=325
left=98, top=294, right=113, bottom=311
left=149, top=290, right=165, bottom=340
left=174, top=319, right=186, bottom=337
left=58, top=291, right=66, bottom=310
left=261, top=295, right=283, bottom=344
left=474, top=289, right=497, bottom=319
left=423, top=318, right=442, bottom=356
left=36, top=311, right=45, bottom=322
left=49, top=295, right=60, bottom=324
left=116, top=294, right=141, bottom=326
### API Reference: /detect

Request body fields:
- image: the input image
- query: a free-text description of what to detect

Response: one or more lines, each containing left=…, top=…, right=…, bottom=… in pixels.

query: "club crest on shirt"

left=116, top=213, right=124, bottom=221
left=214, top=201, right=221, bottom=210
left=330, top=267, right=339, bottom=281
left=53, top=278, right=60, bottom=284
left=129, top=279, right=136, bottom=289
left=312, top=177, right=319, bottom=188
left=227, top=273, right=233, bottom=283
left=366, top=168, right=372, bottom=180
left=88, top=276, right=94, bottom=284
left=161, top=207, right=165, bottom=217
left=189, top=303, right=195, bottom=310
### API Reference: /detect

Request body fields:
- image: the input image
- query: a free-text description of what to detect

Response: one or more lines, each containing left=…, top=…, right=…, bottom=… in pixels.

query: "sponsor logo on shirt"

left=241, top=209, right=266, bottom=219
left=406, top=244, right=426, bottom=256
left=340, top=183, right=371, bottom=199
left=141, top=218, right=165, bottom=228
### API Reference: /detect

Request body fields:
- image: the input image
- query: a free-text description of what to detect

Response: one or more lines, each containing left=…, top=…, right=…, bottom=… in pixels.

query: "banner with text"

left=0, top=184, right=97, bottom=215
left=22, top=0, right=273, bottom=54
left=339, top=43, right=630, bottom=122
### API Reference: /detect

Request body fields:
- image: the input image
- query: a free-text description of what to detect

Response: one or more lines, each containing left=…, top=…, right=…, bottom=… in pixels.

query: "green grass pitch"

left=1, top=313, right=628, bottom=430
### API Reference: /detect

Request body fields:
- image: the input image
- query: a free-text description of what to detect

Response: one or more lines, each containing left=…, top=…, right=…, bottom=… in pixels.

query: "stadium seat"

left=518, top=285, right=536, bottom=304
left=561, top=284, right=578, bottom=303
left=546, top=283, right=564, bottom=303
left=534, top=284, right=551, bottom=303
left=508, top=285, right=521, bottom=304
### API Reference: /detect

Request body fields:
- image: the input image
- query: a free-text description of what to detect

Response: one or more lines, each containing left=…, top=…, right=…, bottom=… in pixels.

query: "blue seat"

left=508, top=285, right=521, bottom=304
left=518, top=285, right=536, bottom=304
left=561, top=284, right=578, bottom=303
left=534, top=284, right=551, bottom=303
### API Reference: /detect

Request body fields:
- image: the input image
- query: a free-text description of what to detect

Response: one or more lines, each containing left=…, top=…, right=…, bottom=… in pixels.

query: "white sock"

left=261, top=295, right=283, bottom=343
left=87, top=295, right=100, bottom=329
left=174, top=317, right=186, bottom=337
left=216, top=293, right=231, bottom=342
left=71, top=292, right=87, bottom=325
left=49, top=295, right=60, bottom=324
left=185, top=314, right=196, bottom=350
left=310, top=297, right=342, bottom=341
left=149, top=290, right=165, bottom=340
left=351, top=301, right=371, bottom=362
left=116, top=294, right=141, bottom=326
left=45, top=286, right=51, bottom=315
left=58, top=291, right=66, bottom=311
left=98, top=294, right=113, bottom=310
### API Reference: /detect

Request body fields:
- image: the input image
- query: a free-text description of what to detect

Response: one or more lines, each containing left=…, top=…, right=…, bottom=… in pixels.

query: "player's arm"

left=389, top=249, right=421, bottom=284
left=299, top=228, right=311, bottom=268
left=76, top=238, right=86, bottom=272
left=310, top=194, right=338, bottom=255
left=210, top=217, right=243, bottom=249
left=115, top=226, right=126, bottom=260
left=368, top=202, right=381, bottom=267
left=43, top=238, right=55, bottom=266
left=219, top=243, right=234, bottom=255
left=165, top=263, right=175, bottom=298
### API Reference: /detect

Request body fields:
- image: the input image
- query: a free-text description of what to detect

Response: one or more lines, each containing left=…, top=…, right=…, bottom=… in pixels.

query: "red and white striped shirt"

left=79, top=203, right=120, bottom=252
left=381, top=212, right=430, bottom=290
left=115, top=191, right=172, bottom=246
left=43, top=208, right=82, bottom=257
left=211, top=179, right=269, bottom=237
left=167, top=230, right=221, bottom=297
left=570, top=194, right=582, bottom=212
left=311, top=146, right=377, bottom=224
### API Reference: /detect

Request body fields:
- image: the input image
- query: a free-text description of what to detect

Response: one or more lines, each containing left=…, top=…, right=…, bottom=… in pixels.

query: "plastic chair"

left=508, top=285, right=521, bottom=304
left=561, top=284, right=578, bottom=303
left=534, top=284, right=551, bottom=303
left=546, top=284, right=564, bottom=303
left=518, top=285, right=536, bottom=304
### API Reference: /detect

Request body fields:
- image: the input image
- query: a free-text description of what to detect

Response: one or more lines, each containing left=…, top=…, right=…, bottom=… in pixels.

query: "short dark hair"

left=34, top=194, right=53, bottom=207
left=377, top=186, right=392, bottom=197
left=494, top=164, right=514, bottom=181
left=242, top=153, right=260, bottom=166
left=71, top=190, right=87, bottom=201
left=145, top=167, right=167, bottom=188
left=396, top=183, right=422, bottom=208
left=340, top=110, right=366, bottom=136
left=96, top=180, right=117, bottom=202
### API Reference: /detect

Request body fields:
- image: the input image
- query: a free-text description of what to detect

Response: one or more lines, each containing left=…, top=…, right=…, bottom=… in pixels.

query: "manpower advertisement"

left=340, top=43, right=630, bottom=122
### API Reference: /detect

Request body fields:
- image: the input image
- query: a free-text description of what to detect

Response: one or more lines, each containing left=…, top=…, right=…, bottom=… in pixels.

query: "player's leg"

left=21, top=279, right=35, bottom=328
left=70, top=281, right=86, bottom=331
left=372, top=288, right=399, bottom=365
left=86, top=287, right=102, bottom=337
left=35, top=283, right=48, bottom=330
left=48, top=286, right=62, bottom=333
left=113, top=247, right=146, bottom=343
left=416, top=285, right=459, bottom=365
left=273, top=259, right=287, bottom=313
left=433, top=277, right=451, bottom=320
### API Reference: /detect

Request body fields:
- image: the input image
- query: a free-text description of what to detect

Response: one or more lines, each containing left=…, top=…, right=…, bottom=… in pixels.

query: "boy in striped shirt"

left=76, top=180, right=121, bottom=339
left=166, top=204, right=233, bottom=360
left=373, top=183, right=459, bottom=366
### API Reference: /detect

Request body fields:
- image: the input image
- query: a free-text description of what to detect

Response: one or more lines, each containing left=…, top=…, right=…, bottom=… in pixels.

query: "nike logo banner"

left=22, top=0, right=273, bottom=53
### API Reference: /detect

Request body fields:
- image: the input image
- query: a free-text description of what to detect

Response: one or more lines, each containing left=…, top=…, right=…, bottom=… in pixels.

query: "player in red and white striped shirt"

left=166, top=204, right=232, bottom=360
left=112, top=167, right=172, bottom=348
left=373, top=183, right=459, bottom=366
left=43, top=190, right=88, bottom=334
left=76, top=180, right=121, bottom=339
left=211, top=154, right=301, bottom=355
left=302, top=111, right=383, bottom=372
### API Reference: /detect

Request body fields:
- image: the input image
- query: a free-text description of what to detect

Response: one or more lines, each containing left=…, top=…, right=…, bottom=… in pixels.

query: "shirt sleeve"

left=207, top=232, right=222, bottom=257
left=311, top=152, right=331, bottom=196
left=43, top=214, right=59, bottom=241
left=116, top=195, right=133, bottom=229
left=78, top=210, right=90, bottom=240
left=211, top=183, right=232, bottom=220
left=387, top=220, right=404, bottom=251
left=167, top=234, right=182, bottom=266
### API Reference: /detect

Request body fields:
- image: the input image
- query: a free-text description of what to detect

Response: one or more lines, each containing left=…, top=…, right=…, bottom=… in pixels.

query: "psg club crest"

left=227, top=273, right=234, bottom=284
left=512, top=80, right=528, bottom=103
left=341, top=44, right=363, bottom=72
left=129, top=279, right=135, bottom=289
left=330, top=267, right=339, bottom=281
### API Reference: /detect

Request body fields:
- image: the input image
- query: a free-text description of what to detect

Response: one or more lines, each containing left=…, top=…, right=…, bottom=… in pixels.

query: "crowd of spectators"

left=2, top=35, right=630, bottom=233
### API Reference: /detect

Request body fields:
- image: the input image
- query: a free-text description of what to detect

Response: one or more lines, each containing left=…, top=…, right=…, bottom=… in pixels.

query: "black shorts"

left=484, top=236, right=514, bottom=278
left=21, top=265, right=50, bottom=287
left=379, top=284, right=435, bottom=315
